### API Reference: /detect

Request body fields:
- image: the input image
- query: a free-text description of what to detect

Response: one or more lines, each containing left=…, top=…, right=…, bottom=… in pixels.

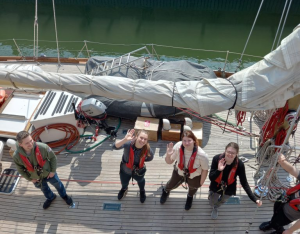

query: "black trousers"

left=270, top=201, right=292, bottom=231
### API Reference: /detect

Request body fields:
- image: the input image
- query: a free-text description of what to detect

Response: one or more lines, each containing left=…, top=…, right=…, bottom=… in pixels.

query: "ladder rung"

left=126, top=53, right=131, bottom=63
left=111, top=59, right=115, bottom=68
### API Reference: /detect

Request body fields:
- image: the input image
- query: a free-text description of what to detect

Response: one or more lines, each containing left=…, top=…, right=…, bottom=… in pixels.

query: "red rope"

left=237, top=111, right=247, bottom=126
left=176, top=107, right=259, bottom=137
left=261, top=102, right=289, bottom=146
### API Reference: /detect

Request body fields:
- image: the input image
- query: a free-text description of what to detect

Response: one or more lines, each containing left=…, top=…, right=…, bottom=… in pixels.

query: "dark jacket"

left=113, top=141, right=154, bottom=175
left=209, top=154, right=256, bottom=203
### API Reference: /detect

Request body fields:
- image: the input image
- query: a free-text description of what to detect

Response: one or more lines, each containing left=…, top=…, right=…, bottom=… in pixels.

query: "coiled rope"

left=31, top=123, right=80, bottom=155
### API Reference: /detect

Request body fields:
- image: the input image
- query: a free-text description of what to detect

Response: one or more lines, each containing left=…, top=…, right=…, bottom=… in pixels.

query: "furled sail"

left=0, top=25, right=299, bottom=116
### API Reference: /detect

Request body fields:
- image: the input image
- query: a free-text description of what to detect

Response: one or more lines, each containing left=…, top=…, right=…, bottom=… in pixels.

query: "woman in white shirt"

left=160, top=130, right=209, bottom=210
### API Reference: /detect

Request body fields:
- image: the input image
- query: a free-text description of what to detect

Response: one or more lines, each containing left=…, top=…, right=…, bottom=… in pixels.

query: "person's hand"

left=256, top=200, right=262, bottom=207
left=124, top=129, right=136, bottom=141
left=278, top=154, right=286, bottom=164
left=218, top=158, right=226, bottom=171
left=47, top=172, right=55, bottom=179
left=167, top=142, right=174, bottom=155
left=31, top=179, right=39, bottom=183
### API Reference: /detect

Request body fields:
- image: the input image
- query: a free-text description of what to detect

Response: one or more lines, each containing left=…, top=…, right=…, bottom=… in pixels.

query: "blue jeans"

left=120, top=168, right=145, bottom=191
left=34, top=173, right=67, bottom=200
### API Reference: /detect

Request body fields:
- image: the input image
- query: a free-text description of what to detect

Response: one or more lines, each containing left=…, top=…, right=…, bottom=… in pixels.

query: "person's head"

left=134, top=130, right=151, bottom=158
left=181, top=130, right=198, bottom=150
left=16, top=131, right=34, bottom=152
left=224, top=142, right=239, bottom=165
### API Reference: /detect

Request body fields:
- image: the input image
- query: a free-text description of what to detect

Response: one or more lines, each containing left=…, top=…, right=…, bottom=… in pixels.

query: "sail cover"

left=0, top=25, right=299, bottom=116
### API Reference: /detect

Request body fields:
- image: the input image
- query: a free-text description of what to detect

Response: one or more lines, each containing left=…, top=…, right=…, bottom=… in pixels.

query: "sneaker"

left=63, top=194, right=73, bottom=206
left=140, top=190, right=146, bottom=203
left=185, top=195, right=193, bottom=210
left=211, top=207, right=218, bottom=219
left=160, top=188, right=169, bottom=204
left=118, top=188, right=128, bottom=200
left=43, top=193, right=57, bottom=209
left=259, top=221, right=272, bottom=231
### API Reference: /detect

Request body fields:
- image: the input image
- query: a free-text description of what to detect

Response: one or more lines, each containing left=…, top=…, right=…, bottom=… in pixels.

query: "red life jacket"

left=215, top=154, right=238, bottom=187
left=125, top=142, right=147, bottom=170
left=177, top=144, right=198, bottom=174
left=286, top=183, right=300, bottom=211
left=19, top=144, right=46, bottom=172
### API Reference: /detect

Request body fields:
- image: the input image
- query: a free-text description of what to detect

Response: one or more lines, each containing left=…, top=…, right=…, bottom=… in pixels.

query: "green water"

left=0, top=1, right=299, bottom=72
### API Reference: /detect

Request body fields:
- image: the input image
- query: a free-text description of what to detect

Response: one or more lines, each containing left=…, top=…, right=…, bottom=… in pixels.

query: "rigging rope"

left=271, top=0, right=289, bottom=51
left=33, top=0, right=38, bottom=59
left=52, top=0, right=61, bottom=66
left=176, top=107, right=259, bottom=137
left=235, top=0, right=265, bottom=73
left=276, top=0, right=293, bottom=48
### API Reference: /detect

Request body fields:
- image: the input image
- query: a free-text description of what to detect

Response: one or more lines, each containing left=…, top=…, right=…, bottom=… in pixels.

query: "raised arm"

left=165, top=142, right=175, bottom=164
left=278, top=154, right=299, bottom=178
left=209, top=155, right=222, bottom=181
left=114, top=129, right=135, bottom=149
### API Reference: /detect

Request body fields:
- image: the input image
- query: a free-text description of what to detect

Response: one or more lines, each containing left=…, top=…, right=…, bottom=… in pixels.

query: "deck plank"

left=0, top=62, right=300, bottom=233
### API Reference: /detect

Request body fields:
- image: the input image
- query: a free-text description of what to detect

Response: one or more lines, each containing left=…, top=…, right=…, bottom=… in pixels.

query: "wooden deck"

left=0, top=62, right=299, bottom=233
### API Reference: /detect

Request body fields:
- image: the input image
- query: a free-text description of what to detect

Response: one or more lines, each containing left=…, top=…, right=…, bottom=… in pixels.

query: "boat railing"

left=0, top=38, right=263, bottom=73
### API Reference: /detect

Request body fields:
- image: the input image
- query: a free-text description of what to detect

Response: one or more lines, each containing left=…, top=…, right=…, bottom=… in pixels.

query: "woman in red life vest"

left=259, top=154, right=300, bottom=234
left=113, top=129, right=154, bottom=203
left=209, top=142, right=262, bottom=219
left=160, top=130, right=209, bottom=210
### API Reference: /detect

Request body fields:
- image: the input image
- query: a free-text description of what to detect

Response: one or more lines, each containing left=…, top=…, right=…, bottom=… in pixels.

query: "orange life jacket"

left=125, top=142, right=147, bottom=170
left=19, top=144, right=46, bottom=172
left=215, top=154, right=238, bottom=187
left=177, top=144, right=198, bottom=174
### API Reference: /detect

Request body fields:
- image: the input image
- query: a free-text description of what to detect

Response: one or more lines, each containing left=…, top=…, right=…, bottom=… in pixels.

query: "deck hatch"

left=0, top=169, right=20, bottom=195
left=224, top=196, right=240, bottom=205
left=103, top=203, right=121, bottom=211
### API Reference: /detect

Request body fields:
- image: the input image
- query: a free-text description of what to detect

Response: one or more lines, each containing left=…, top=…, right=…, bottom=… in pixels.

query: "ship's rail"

left=0, top=39, right=263, bottom=73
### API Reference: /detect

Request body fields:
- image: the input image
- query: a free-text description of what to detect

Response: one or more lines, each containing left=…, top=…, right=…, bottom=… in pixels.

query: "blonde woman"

left=113, top=129, right=154, bottom=203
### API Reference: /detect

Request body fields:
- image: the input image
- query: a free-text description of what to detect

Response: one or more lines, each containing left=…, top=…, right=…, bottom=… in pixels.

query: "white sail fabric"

left=0, top=26, right=299, bottom=116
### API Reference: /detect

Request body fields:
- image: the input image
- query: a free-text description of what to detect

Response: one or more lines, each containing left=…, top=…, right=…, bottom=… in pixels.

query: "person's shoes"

left=185, top=195, right=193, bottom=210
left=43, top=193, right=57, bottom=209
left=118, top=188, right=128, bottom=200
left=259, top=221, right=272, bottom=231
left=140, top=190, right=146, bottom=203
left=63, top=194, right=73, bottom=206
left=160, top=188, right=169, bottom=204
left=211, top=207, right=218, bottom=219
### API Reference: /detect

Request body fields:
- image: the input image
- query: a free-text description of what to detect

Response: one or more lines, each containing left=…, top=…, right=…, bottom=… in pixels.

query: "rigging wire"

left=235, top=0, right=265, bottom=73
left=33, top=0, right=38, bottom=59
left=271, top=0, right=289, bottom=51
left=52, top=0, right=61, bottom=66
left=276, top=0, right=293, bottom=48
